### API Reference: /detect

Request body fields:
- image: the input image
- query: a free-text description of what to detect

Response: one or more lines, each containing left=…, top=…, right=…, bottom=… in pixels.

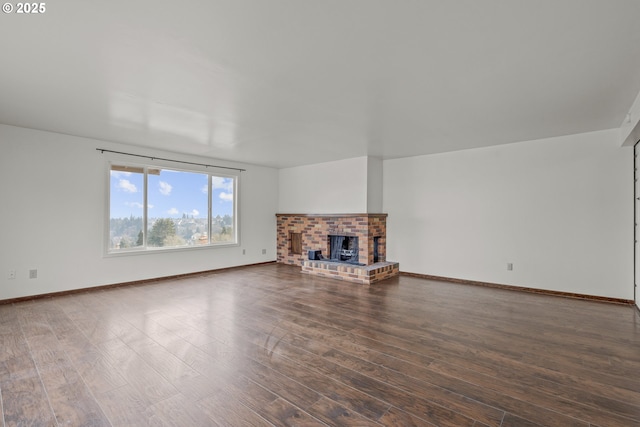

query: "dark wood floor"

left=1, top=263, right=639, bottom=427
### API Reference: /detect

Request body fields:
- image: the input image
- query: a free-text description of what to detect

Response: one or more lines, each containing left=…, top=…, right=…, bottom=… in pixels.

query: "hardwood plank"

left=197, top=390, right=274, bottom=427
left=1, top=372, right=56, bottom=427
left=0, top=304, right=18, bottom=324
left=65, top=311, right=119, bottom=344
left=38, top=362, right=111, bottom=427
left=234, top=278, right=616, bottom=422
left=71, top=352, right=128, bottom=396
left=96, top=384, right=161, bottom=426
left=246, top=348, right=390, bottom=421
left=232, top=316, right=504, bottom=426
left=197, top=325, right=390, bottom=421
left=0, top=329, right=30, bottom=365
left=235, top=297, right=439, bottom=371
left=96, top=337, right=178, bottom=405
left=499, top=412, right=542, bottom=427
left=56, top=331, right=128, bottom=395
left=239, top=355, right=326, bottom=412
left=377, top=406, right=438, bottom=427
left=190, top=372, right=324, bottom=427
left=306, top=396, right=382, bottom=427
left=117, top=330, right=201, bottom=385
left=149, top=393, right=220, bottom=426
left=224, top=321, right=484, bottom=426
left=259, top=397, right=329, bottom=427
left=2, top=263, right=640, bottom=427
left=170, top=374, right=222, bottom=401
left=428, top=359, right=640, bottom=427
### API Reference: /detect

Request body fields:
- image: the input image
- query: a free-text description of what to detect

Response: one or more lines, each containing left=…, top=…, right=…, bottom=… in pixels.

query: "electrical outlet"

left=262, top=249, right=266, bottom=255
left=29, top=269, right=37, bottom=279
left=507, top=263, right=513, bottom=271
left=7, top=270, right=16, bottom=280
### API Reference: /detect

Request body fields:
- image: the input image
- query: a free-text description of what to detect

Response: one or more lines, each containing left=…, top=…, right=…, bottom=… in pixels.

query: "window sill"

left=104, top=242, right=240, bottom=257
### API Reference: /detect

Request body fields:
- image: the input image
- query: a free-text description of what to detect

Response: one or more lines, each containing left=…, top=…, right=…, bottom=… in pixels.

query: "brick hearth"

left=276, top=213, right=399, bottom=284
left=301, top=261, right=399, bottom=285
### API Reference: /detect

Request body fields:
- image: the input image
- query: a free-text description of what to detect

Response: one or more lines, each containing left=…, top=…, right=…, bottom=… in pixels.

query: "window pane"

left=147, top=169, right=208, bottom=248
left=109, top=166, right=144, bottom=250
left=211, top=175, right=235, bottom=243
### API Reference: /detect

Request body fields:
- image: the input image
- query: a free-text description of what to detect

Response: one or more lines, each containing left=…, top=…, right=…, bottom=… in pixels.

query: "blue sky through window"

left=110, top=170, right=143, bottom=219
left=110, top=168, right=234, bottom=219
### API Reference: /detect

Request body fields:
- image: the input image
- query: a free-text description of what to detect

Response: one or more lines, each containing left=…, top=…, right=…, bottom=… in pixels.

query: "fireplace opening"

left=329, top=235, right=360, bottom=264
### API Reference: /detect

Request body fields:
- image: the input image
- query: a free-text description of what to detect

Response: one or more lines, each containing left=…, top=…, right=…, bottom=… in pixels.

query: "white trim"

left=104, top=241, right=240, bottom=258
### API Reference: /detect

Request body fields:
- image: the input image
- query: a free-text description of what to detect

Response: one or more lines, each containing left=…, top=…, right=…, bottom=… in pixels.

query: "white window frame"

left=105, top=159, right=239, bottom=256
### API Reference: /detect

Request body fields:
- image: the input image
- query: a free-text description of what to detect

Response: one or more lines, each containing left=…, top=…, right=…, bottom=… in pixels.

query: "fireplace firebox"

left=329, top=235, right=359, bottom=263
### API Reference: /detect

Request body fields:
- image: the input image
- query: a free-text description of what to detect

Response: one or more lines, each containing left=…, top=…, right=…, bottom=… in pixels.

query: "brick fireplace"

left=276, top=214, right=399, bottom=285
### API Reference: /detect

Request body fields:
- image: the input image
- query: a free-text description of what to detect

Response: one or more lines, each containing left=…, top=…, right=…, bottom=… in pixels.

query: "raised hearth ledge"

left=276, top=213, right=387, bottom=218
left=302, top=260, right=399, bottom=285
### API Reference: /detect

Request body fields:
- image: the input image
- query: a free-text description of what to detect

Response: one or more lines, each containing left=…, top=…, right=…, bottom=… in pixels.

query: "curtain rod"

left=96, top=148, right=246, bottom=172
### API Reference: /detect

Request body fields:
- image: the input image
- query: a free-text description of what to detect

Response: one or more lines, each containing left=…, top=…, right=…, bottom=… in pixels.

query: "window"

left=108, top=163, right=237, bottom=253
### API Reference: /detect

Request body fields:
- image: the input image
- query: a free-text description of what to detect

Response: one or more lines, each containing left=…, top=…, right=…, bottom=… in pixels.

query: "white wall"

left=621, top=88, right=640, bottom=146
left=278, top=156, right=385, bottom=214
left=0, top=124, right=278, bottom=300
left=384, top=128, right=634, bottom=300
left=278, top=157, right=369, bottom=213
left=367, top=157, right=383, bottom=213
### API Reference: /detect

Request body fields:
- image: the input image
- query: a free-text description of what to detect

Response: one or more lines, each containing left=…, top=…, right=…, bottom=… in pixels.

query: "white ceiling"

left=1, top=1, right=640, bottom=168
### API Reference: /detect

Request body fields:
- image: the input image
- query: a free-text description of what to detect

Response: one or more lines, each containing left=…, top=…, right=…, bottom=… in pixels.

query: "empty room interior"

left=1, top=1, right=640, bottom=426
